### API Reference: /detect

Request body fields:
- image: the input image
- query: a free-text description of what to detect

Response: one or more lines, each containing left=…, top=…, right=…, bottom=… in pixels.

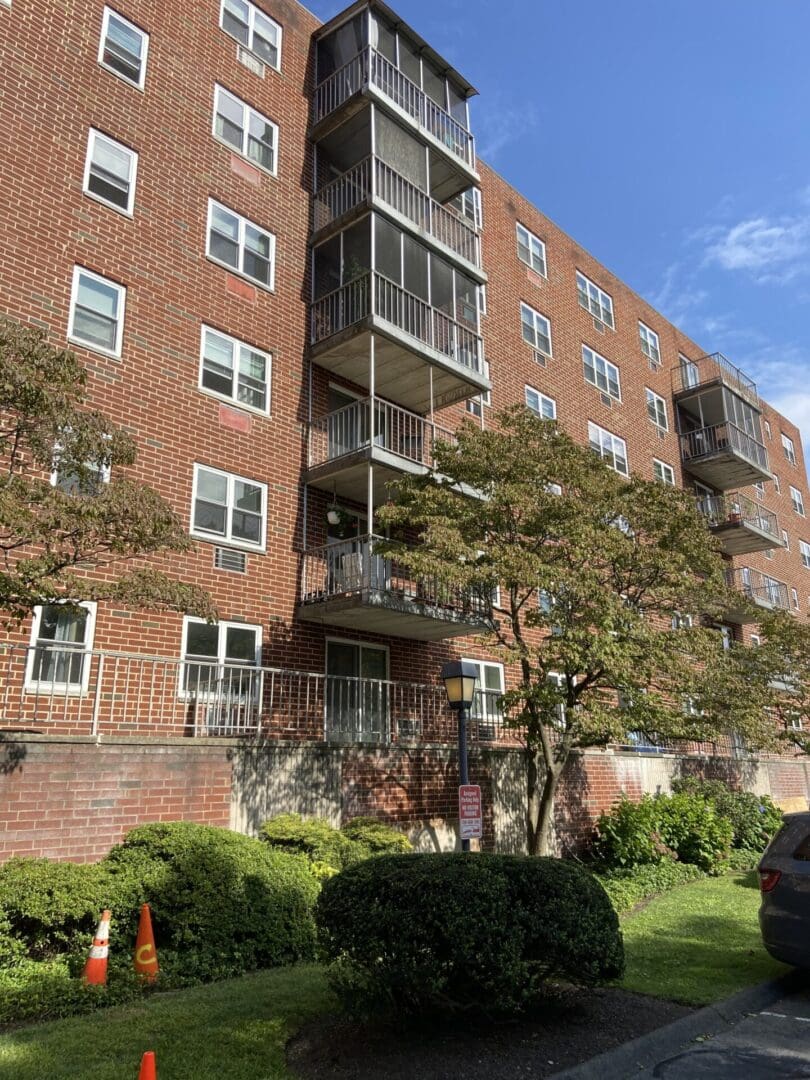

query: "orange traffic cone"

left=133, top=903, right=159, bottom=982
left=137, top=1051, right=157, bottom=1079
left=83, top=909, right=111, bottom=986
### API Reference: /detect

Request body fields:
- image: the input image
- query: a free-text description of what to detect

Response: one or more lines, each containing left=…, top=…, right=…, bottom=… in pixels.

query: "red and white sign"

left=459, top=784, right=482, bottom=840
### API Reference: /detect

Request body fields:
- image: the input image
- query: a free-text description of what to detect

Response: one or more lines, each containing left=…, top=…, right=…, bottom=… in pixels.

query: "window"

left=516, top=223, right=547, bottom=276
left=792, top=587, right=800, bottom=611
left=520, top=302, right=552, bottom=357
left=98, top=7, right=149, bottom=88
left=782, top=433, right=797, bottom=465
left=576, top=271, right=614, bottom=327
left=583, top=345, right=620, bottom=400
left=206, top=199, right=275, bottom=289
left=25, top=602, right=97, bottom=694
left=191, top=464, right=267, bottom=551
left=525, top=386, right=556, bottom=420
left=213, top=85, right=278, bottom=175
left=588, top=422, right=628, bottom=476
left=199, top=326, right=271, bottom=413
left=639, top=322, right=660, bottom=367
left=682, top=695, right=702, bottom=717
left=462, top=658, right=504, bottom=736
left=68, top=267, right=126, bottom=358
left=51, top=438, right=111, bottom=495
left=679, top=354, right=699, bottom=389
left=180, top=617, right=261, bottom=697
left=672, top=612, right=693, bottom=630
left=790, top=486, right=805, bottom=517
left=646, top=388, right=668, bottom=430
left=653, top=458, right=675, bottom=485
left=466, top=360, right=490, bottom=418
left=220, top=0, right=282, bottom=70
left=750, top=634, right=761, bottom=647
left=782, top=529, right=790, bottom=551
left=754, top=481, right=765, bottom=502
left=800, top=540, right=810, bottom=569
left=83, top=129, right=138, bottom=215
left=764, top=547, right=773, bottom=560
left=764, top=420, right=772, bottom=440
left=774, top=474, right=781, bottom=494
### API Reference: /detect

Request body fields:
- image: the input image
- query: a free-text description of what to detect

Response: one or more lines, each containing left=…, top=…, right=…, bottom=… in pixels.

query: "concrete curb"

left=552, top=969, right=810, bottom=1079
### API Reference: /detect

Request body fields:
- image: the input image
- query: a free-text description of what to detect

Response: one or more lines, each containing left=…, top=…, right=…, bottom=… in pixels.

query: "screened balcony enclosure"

left=310, top=213, right=488, bottom=411
left=312, top=3, right=478, bottom=201
left=313, top=108, right=483, bottom=275
left=298, top=534, right=493, bottom=640
left=696, top=492, right=785, bottom=555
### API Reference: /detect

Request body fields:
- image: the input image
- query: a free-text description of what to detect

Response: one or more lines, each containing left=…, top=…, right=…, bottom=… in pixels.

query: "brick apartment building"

left=1, top=0, right=809, bottom=861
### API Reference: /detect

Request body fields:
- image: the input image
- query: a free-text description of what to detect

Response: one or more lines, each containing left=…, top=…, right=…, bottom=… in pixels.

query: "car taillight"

left=759, top=869, right=782, bottom=893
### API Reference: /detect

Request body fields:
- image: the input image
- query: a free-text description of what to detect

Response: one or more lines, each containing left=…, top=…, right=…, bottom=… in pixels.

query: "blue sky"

left=306, top=0, right=810, bottom=450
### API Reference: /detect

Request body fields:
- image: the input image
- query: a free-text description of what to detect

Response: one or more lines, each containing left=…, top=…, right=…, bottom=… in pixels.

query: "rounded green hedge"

left=316, top=852, right=624, bottom=1016
left=260, top=813, right=412, bottom=873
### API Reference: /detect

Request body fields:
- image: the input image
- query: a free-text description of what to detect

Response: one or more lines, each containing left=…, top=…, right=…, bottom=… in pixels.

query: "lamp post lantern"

left=442, top=660, right=479, bottom=852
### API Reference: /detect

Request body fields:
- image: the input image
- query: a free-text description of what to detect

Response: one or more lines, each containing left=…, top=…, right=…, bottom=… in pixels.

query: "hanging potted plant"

left=326, top=505, right=358, bottom=539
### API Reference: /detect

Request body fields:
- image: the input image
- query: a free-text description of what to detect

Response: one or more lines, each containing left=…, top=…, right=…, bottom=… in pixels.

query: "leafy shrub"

left=260, top=813, right=412, bottom=873
left=597, top=862, right=704, bottom=914
left=718, top=847, right=763, bottom=872
left=340, top=817, right=412, bottom=856
left=672, top=777, right=782, bottom=851
left=593, top=793, right=733, bottom=872
left=0, top=858, right=107, bottom=962
left=0, top=958, right=145, bottom=1025
left=316, top=853, right=624, bottom=1017
left=101, top=821, right=318, bottom=980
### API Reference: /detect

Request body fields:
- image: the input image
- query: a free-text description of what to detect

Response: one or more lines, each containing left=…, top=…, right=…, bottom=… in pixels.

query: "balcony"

left=312, top=156, right=483, bottom=276
left=311, top=47, right=477, bottom=200
left=725, top=567, right=790, bottom=623
left=679, top=422, right=771, bottom=489
left=310, top=272, right=489, bottom=412
left=306, top=395, right=458, bottom=503
left=697, top=492, right=784, bottom=555
left=672, top=352, right=760, bottom=408
left=298, top=535, right=493, bottom=640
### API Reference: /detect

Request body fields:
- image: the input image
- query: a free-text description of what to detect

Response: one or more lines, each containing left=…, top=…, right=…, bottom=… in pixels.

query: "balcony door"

left=325, top=640, right=388, bottom=742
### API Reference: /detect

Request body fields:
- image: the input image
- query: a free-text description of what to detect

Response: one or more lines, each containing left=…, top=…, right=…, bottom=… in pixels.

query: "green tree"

left=743, top=610, right=810, bottom=755
left=0, top=318, right=214, bottom=621
left=377, top=407, right=777, bottom=855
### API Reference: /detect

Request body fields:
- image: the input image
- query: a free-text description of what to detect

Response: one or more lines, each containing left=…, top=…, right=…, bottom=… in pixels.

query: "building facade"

left=1, top=0, right=809, bottom=861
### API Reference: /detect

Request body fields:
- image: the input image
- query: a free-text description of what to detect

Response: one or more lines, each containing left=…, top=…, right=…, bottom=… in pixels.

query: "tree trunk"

left=526, top=747, right=564, bottom=856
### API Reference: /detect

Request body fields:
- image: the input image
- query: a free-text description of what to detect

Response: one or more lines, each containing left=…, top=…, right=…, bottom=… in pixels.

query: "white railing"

left=312, top=156, right=480, bottom=266
left=726, top=568, right=790, bottom=611
left=307, top=396, right=456, bottom=471
left=696, top=492, right=779, bottom=537
left=312, top=48, right=475, bottom=169
left=680, top=422, right=769, bottom=472
left=310, top=271, right=485, bottom=375
left=300, top=534, right=492, bottom=620
left=0, top=644, right=506, bottom=744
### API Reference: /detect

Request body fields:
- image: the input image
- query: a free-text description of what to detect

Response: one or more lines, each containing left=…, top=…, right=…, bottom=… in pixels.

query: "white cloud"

left=702, top=216, right=810, bottom=279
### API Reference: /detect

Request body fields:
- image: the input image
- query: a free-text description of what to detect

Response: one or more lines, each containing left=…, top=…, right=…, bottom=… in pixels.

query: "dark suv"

left=759, top=811, right=810, bottom=969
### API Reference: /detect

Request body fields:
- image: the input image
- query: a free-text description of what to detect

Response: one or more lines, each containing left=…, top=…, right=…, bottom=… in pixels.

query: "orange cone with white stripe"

left=83, top=909, right=111, bottom=986
left=133, top=903, right=159, bottom=982
left=137, top=1051, right=157, bottom=1079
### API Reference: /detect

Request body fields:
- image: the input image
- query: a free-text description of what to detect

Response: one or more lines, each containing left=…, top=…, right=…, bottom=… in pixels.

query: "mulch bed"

left=287, top=986, right=692, bottom=1079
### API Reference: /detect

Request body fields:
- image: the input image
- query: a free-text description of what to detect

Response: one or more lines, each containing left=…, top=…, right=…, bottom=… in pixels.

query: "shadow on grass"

left=732, top=870, right=760, bottom=890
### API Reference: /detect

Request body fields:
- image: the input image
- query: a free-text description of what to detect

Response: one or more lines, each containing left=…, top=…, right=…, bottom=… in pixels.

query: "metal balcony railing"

left=726, top=567, right=790, bottom=611
left=300, top=534, right=491, bottom=617
left=313, top=156, right=481, bottom=266
left=313, top=48, right=476, bottom=169
left=310, top=271, right=485, bottom=375
left=696, top=492, right=779, bottom=537
left=0, top=643, right=506, bottom=744
left=679, top=422, right=769, bottom=472
left=672, top=352, right=759, bottom=407
left=307, top=396, right=456, bottom=471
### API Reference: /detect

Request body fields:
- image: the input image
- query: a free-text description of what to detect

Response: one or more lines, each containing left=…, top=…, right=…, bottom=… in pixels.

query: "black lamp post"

left=441, top=660, right=478, bottom=853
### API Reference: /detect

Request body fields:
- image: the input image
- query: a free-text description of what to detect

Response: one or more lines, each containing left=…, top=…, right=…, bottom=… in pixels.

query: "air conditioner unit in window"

left=532, top=349, right=547, bottom=367
left=214, top=547, right=247, bottom=573
left=237, top=46, right=265, bottom=77
left=600, top=392, right=613, bottom=408
left=593, top=317, right=606, bottom=333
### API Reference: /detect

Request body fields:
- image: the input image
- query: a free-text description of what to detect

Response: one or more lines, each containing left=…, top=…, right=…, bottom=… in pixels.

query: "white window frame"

left=782, top=529, right=790, bottom=551
left=98, top=7, right=149, bottom=89
left=782, top=433, right=797, bottom=465
left=520, top=302, right=552, bottom=357
left=179, top=615, right=262, bottom=702
left=653, top=458, right=675, bottom=485
left=645, top=388, right=668, bottom=430
left=199, top=325, right=271, bottom=415
left=50, top=436, right=112, bottom=494
left=790, top=486, right=805, bottom=517
left=25, top=601, right=97, bottom=695
left=750, top=634, right=761, bottom=647
left=588, top=421, right=628, bottom=476
left=206, top=199, right=276, bottom=291
left=800, top=539, right=810, bottom=569
left=82, top=128, right=138, bottom=216
left=639, top=321, right=661, bottom=367
left=764, top=420, right=772, bottom=440
left=525, top=385, right=556, bottom=420
left=576, top=270, right=614, bottom=328
left=67, top=266, right=126, bottom=359
left=672, top=612, right=694, bottom=630
left=583, top=345, right=621, bottom=401
left=774, top=474, right=781, bottom=494
left=219, top=0, right=282, bottom=71
left=791, top=587, right=800, bottom=611
left=190, top=463, right=268, bottom=552
left=212, top=84, right=279, bottom=176
left=516, top=223, right=547, bottom=277
left=462, top=657, right=505, bottom=725
left=754, top=481, right=766, bottom=502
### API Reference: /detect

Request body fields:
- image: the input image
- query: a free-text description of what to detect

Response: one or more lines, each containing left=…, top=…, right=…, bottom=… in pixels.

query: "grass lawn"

left=0, top=964, right=334, bottom=1080
left=621, top=870, right=791, bottom=1005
